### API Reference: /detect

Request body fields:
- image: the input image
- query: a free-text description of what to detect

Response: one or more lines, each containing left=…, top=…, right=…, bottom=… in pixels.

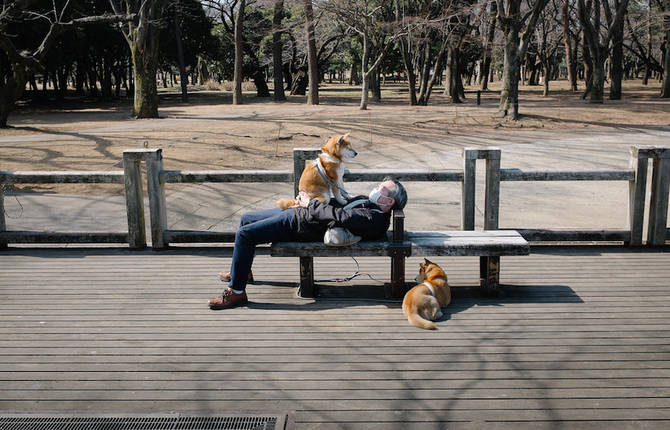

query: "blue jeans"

left=228, top=207, right=299, bottom=291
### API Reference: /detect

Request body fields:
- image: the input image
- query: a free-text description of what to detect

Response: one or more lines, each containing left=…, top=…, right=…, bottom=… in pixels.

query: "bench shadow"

left=242, top=282, right=582, bottom=315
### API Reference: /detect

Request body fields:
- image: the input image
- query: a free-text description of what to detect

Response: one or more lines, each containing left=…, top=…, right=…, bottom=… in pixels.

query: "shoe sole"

left=209, top=298, right=249, bottom=310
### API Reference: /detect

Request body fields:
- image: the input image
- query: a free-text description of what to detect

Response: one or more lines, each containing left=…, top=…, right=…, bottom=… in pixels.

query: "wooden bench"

left=270, top=210, right=530, bottom=298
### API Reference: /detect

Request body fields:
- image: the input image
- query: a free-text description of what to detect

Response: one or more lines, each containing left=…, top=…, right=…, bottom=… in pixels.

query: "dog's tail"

left=276, top=197, right=296, bottom=210
left=406, top=312, right=437, bottom=330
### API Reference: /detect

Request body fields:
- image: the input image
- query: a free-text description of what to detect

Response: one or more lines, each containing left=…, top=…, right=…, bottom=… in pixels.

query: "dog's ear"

left=337, top=133, right=350, bottom=145
left=424, top=258, right=432, bottom=265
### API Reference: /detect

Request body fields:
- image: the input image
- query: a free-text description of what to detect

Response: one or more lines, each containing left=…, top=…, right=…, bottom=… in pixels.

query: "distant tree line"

left=1, top=0, right=669, bottom=127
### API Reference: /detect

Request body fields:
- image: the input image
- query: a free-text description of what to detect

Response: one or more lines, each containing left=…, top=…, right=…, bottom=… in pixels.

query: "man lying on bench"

left=209, top=177, right=408, bottom=310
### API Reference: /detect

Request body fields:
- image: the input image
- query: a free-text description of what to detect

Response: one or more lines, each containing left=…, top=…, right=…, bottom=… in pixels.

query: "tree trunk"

left=394, top=0, right=417, bottom=104
left=304, top=0, right=319, bottom=105
left=400, top=41, right=418, bottom=104
left=661, top=1, right=670, bottom=97
left=481, top=0, right=498, bottom=90
left=499, top=25, right=520, bottom=119
left=609, top=17, right=624, bottom=100
left=543, top=59, right=550, bottom=96
left=197, top=56, right=209, bottom=84
left=291, top=70, right=307, bottom=95
left=371, top=70, right=381, bottom=102
left=272, top=0, right=286, bottom=101
left=580, top=0, right=594, bottom=100
left=417, top=40, right=432, bottom=105
left=252, top=69, right=271, bottom=97
left=642, top=0, right=653, bottom=85
left=420, top=42, right=447, bottom=105
left=360, top=34, right=370, bottom=110
left=590, top=50, right=605, bottom=103
left=446, top=46, right=463, bottom=104
left=562, top=0, right=578, bottom=91
left=349, top=58, right=360, bottom=85
left=130, top=41, right=159, bottom=117
left=233, top=0, right=246, bottom=105
left=174, top=1, right=188, bottom=102
left=0, top=64, right=24, bottom=128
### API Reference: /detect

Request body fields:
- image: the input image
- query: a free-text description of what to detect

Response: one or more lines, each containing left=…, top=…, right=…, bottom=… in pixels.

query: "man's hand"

left=293, top=191, right=312, bottom=208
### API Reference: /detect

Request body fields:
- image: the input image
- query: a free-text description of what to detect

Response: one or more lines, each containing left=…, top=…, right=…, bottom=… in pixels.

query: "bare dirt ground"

left=2, top=79, right=669, bottom=197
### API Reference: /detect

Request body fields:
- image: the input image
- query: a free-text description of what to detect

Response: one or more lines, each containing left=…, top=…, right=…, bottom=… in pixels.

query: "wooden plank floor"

left=1, top=246, right=670, bottom=429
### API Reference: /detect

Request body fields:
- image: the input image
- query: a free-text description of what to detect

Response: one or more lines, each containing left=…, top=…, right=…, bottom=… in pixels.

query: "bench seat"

left=271, top=229, right=529, bottom=298
left=408, top=230, right=529, bottom=256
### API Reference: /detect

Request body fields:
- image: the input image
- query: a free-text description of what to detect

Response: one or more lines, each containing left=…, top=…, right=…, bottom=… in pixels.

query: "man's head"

left=368, top=177, right=407, bottom=213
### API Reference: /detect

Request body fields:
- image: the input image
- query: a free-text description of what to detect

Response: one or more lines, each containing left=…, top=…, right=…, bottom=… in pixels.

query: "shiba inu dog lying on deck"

left=276, top=134, right=357, bottom=209
left=402, top=259, right=451, bottom=330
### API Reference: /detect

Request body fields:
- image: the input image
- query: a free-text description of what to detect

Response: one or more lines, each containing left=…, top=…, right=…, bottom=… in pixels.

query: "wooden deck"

left=1, top=246, right=670, bottom=429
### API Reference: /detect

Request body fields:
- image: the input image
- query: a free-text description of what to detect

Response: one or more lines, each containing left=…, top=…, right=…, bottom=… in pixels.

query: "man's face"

left=370, top=180, right=396, bottom=212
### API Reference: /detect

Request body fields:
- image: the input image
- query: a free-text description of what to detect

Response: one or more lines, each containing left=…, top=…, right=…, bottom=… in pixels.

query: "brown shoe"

left=209, top=288, right=248, bottom=310
left=218, top=271, right=254, bottom=283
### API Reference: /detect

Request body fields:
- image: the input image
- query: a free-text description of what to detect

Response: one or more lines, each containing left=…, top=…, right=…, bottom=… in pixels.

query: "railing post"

left=484, top=149, right=501, bottom=230
left=0, top=186, right=6, bottom=249
left=647, top=150, right=670, bottom=246
left=145, top=149, right=168, bottom=249
left=462, top=149, right=477, bottom=230
left=123, top=150, right=147, bottom=249
left=628, top=146, right=649, bottom=246
left=292, top=148, right=320, bottom=197
left=462, top=147, right=501, bottom=230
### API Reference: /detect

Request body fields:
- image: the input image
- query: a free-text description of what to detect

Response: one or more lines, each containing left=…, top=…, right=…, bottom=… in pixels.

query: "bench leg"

left=390, top=256, right=407, bottom=299
left=299, top=256, right=316, bottom=298
left=480, top=256, right=500, bottom=291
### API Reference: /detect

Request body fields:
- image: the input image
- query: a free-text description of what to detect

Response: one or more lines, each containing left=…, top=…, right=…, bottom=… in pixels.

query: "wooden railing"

left=463, top=146, right=670, bottom=246
left=1, top=146, right=669, bottom=249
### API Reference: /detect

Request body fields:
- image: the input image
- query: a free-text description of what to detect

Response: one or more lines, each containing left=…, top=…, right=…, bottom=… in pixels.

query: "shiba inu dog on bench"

left=277, top=134, right=357, bottom=209
left=402, top=259, right=451, bottom=330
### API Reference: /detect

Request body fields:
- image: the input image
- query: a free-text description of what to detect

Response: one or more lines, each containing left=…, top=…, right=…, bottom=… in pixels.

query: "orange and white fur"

left=276, top=134, right=357, bottom=210
left=402, top=259, right=451, bottom=330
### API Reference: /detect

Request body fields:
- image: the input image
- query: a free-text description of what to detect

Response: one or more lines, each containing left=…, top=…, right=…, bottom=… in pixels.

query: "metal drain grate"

left=0, top=415, right=288, bottom=430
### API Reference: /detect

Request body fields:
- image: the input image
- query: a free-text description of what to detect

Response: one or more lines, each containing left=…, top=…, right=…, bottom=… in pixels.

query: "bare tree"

left=109, top=0, right=168, bottom=118
left=0, top=2, right=133, bottom=127
left=203, top=0, right=271, bottom=98
left=536, top=2, right=561, bottom=96
left=480, top=0, right=498, bottom=91
left=233, top=0, right=245, bottom=104
left=394, top=0, right=468, bottom=105
left=324, top=0, right=402, bottom=110
left=661, top=0, right=670, bottom=97
left=497, top=0, right=550, bottom=119
left=273, top=0, right=286, bottom=101
left=608, top=0, right=626, bottom=99
left=625, top=7, right=663, bottom=84
left=304, top=0, right=319, bottom=104
left=577, top=0, right=630, bottom=103
left=174, top=0, right=188, bottom=102
left=560, top=0, right=579, bottom=91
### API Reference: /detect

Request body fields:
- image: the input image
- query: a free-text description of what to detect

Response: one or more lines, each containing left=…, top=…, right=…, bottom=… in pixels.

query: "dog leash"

left=314, top=156, right=351, bottom=199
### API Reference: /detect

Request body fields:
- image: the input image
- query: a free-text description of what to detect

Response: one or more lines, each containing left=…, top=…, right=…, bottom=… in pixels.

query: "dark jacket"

left=292, top=195, right=391, bottom=241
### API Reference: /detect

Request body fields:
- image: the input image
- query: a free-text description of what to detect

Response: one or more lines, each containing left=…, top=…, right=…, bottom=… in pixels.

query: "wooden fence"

left=1, top=146, right=669, bottom=249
